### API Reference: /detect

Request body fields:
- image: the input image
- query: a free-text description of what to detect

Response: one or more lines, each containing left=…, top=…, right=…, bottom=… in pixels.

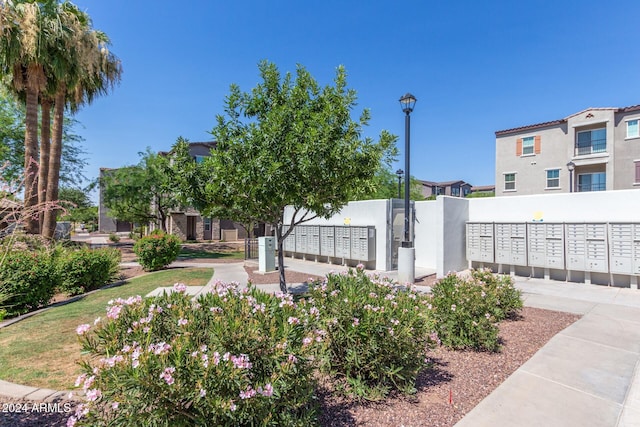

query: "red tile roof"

left=495, top=104, right=640, bottom=136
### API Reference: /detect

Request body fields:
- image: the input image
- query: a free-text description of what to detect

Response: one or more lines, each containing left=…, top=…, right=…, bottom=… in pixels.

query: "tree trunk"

left=276, top=223, right=287, bottom=293
left=42, top=85, right=65, bottom=239
left=38, top=98, right=51, bottom=232
left=23, top=84, right=40, bottom=234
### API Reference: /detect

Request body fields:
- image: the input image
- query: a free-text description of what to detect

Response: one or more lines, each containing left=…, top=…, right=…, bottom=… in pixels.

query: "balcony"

left=577, top=182, right=606, bottom=192
left=575, top=129, right=606, bottom=156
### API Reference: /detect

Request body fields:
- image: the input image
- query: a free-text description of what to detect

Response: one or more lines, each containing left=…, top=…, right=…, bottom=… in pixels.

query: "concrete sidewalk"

left=455, top=277, right=640, bottom=427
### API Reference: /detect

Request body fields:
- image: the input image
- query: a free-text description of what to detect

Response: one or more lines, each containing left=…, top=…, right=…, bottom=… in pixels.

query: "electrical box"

left=258, top=237, right=276, bottom=272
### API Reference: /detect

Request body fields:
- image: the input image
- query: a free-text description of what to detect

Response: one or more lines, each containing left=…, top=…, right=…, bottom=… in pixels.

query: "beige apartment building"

left=495, top=105, right=640, bottom=196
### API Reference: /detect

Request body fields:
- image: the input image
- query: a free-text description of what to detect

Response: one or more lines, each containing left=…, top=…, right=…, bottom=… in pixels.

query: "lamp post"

left=567, top=161, right=575, bottom=193
left=398, top=93, right=416, bottom=284
left=399, top=93, right=416, bottom=247
left=395, top=169, right=404, bottom=199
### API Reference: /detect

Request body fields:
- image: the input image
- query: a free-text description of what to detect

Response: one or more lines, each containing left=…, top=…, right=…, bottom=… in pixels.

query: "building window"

left=203, top=218, right=211, bottom=231
left=578, top=172, right=606, bottom=192
left=451, top=186, right=460, bottom=197
left=635, top=161, right=640, bottom=184
left=195, top=155, right=206, bottom=164
left=628, top=119, right=639, bottom=139
left=576, top=128, right=606, bottom=155
left=522, top=136, right=535, bottom=155
left=504, top=173, right=516, bottom=191
left=546, top=169, right=560, bottom=188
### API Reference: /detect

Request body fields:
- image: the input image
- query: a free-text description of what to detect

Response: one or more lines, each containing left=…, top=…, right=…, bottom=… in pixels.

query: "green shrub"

left=108, top=233, right=120, bottom=243
left=0, top=249, right=58, bottom=316
left=306, top=267, right=437, bottom=400
left=58, top=247, right=121, bottom=296
left=430, top=270, right=522, bottom=352
left=469, top=268, right=522, bottom=320
left=133, top=231, right=181, bottom=271
left=72, top=282, right=319, bottom=427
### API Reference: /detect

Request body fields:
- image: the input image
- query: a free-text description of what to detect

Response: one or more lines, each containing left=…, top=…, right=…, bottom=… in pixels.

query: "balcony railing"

left=577, top=182, right=606, bottom=192
left=575, top=140, right=606, bottom=156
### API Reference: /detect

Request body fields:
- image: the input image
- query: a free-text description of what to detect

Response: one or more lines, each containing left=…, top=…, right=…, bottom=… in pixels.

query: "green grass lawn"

left=178, top=247, right=245, bottom=260
left=0, top=268, right=212, bottom=390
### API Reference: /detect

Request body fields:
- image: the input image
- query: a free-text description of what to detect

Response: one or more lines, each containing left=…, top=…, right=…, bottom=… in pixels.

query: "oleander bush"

left=133, top=230, right=181, bottom=271
left=470, top=268, right=523, bottom=321
left=108, top=233, right=120, bottom=243
left=306, top=266, right=437, bottom=400
left=0, top=249, right=58, bottom=316
left=58, top=247, right=121, bottom=295
left=71, top=282, right=320, bottom=427
left=430, top=269, right=522, bottom=352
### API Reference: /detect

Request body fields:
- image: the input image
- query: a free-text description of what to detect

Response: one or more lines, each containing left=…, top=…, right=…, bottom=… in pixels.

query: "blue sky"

left=71, top=0, right=640, bottom=193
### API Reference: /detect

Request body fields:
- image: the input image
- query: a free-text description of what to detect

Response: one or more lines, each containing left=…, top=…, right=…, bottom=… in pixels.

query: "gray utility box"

left=258, top=236, right=276, bottom=272
left=494, top=223, right=527, bottom=266
left=350, top=226, right=376, bottom=261
left=527, top=223, right=564, bottom=269
left=320, top=226, right=335, bottom=257
left=609, top=223, right=640, bottom=275
left=565, top=223, right=608, bottom=273
left=466, top=222, right=495, bottom=263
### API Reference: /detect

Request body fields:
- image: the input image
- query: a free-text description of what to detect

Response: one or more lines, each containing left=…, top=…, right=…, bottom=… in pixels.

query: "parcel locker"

left=320, top=226, right=335, bottom=257
left=334, top=226, right=351, bottom=258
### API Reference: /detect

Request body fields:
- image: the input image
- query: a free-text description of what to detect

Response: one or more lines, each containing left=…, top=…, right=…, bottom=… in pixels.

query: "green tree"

left=57, top=185, right=97, bottom=230
left=172, top=61, right=397, bottom=292
left=0, top=0, right=120, bottom=236
left=360, top=168, right=425, bottom=201
left=101, top=150, right=180, bottom=232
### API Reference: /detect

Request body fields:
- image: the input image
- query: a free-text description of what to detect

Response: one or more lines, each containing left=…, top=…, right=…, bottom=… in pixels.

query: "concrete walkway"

left=455, top=277, right=640, bottom=427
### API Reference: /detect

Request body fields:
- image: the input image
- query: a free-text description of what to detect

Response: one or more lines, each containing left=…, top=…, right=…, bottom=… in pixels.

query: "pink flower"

left=239, top=386, right=256, bottom=399
left=160, top=367, right=176, bottom=385
left=76, top=324, right=91, bottom=335
left=288, top=354, right=298, bottom=364
left=199, top=389, right=206, bottom=398
left=111, top=402, right=119, bottom=410
left=352, top=317, right=360, bottom=327
left=451, top=304, right=457, bottom=312
left=229, top=402, right=237, bottom=411
left=86, top=388, right=102, bottom=402
left=67, top=416, right=77, bottom=426
left=178, top=318, right=188, bottom=326
left=106, top=305, right=122, bottom=320
left=302, top=337, right=313, bottom=347
left=356, top=263, right=365, bottom=270
left=74, top=374, right=86, bottom=388
left=258, top=383, right=274, bottom=397
left=173, top=283, right=187, bottom=293
left=287, top=316, right=300, bottom=325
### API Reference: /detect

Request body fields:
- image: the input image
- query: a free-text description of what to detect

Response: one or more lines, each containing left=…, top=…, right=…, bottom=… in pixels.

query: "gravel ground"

left=0, top=307, right=579, bottom=427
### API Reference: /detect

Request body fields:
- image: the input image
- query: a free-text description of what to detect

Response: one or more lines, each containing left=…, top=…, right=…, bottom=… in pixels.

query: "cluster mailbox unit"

left=466, top=222, right=640, bottom=288
left=282, top=225, right=375, bottom=265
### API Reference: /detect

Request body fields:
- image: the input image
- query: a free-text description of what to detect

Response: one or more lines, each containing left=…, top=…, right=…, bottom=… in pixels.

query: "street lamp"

left=399, top=93, right=416, bottom=247
left=398, top=93, right=416, bottom=284
left=567, top=161, right=575, bottom=193
left=395, top=169, right=404, bottom=199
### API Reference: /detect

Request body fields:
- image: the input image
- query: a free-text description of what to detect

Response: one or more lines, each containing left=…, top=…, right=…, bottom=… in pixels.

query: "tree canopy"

left=172, top=61, right=397, bottom=292
left=101, top=149, right=181, bottom=231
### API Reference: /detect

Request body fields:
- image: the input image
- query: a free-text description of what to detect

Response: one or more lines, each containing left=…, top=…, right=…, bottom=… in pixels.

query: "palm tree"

left=41, top=9, right=121, bottom=239
left=0, top=1, right=48, bottom=234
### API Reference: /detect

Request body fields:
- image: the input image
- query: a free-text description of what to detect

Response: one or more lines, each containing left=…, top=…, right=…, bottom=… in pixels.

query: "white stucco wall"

left=414, top=200, right=438, bottom=270
left=468, top=189, right=640, bottom=222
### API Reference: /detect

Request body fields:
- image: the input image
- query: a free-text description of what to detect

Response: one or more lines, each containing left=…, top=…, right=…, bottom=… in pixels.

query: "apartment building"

left=495, top=105, right=640, bottom=196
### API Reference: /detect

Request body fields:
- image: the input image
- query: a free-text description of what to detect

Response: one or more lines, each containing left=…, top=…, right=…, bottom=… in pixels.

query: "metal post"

left=403, top=111, right=411, bottom=247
